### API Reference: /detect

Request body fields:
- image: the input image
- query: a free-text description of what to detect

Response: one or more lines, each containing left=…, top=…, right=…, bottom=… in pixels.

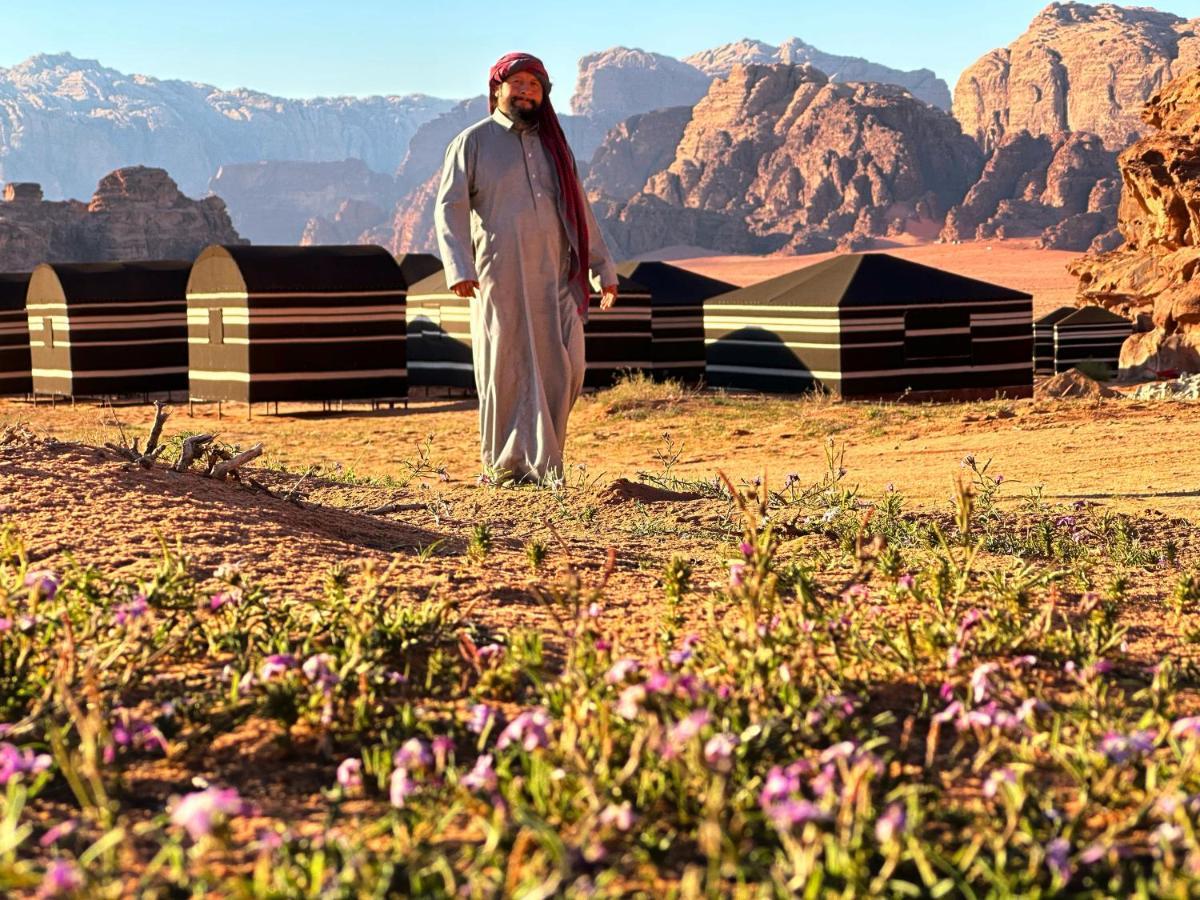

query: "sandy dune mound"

left=1034, top=369, right=1121, bottom=399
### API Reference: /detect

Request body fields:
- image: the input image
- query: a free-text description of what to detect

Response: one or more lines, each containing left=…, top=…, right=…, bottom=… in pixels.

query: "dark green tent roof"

left=1056, top=306, right=1131, bottom=327
left=0, top=272, right=31, bottom=311
left=615, top=261, right=735, bottom=305
left=1034, top=306, right=1079, bottom=326
left=395, top=253, right=443, bottom=290
left=707, top=253, right=1032, bottom=308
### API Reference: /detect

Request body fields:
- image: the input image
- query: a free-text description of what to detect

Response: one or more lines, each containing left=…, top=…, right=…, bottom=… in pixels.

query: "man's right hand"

left=450, top=280, right=480, bottom=299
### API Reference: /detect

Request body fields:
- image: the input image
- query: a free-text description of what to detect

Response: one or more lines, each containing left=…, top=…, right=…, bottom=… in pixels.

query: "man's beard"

left=510, top=98, right=541, bottom=125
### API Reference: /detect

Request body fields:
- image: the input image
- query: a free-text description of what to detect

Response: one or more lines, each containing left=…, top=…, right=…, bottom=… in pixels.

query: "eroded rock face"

left=684, top=38, right=951, bottom=109
left=0, top=166, right=244, bottom=271
left=954, top=3, right=1200, bottom=152
left=601, top=64, right=982, bottom=258
left=571, top=48, right=712, bottom=126
left=941, top=130, right=1119, bottom=251
left=1069, top=68, right=1200, bottom=374
left=299, top=198, right=389, bottom=247
left=585, top=106, right=693, bottom=203
left=210, top=159, right=398, bottom=244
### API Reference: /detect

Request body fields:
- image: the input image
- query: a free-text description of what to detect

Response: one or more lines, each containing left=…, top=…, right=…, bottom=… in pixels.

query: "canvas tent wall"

left=26, top=261, right=190, bottom=398
left=704, top=253, right=1033, bottom=398
left=615, top=261, right=734, bottom=385
left=396, top=253, right=443, bottom=291
left=187, top=245, right=408, bottom=403
left=0, top=272, right=31, bottom=396
left=584, top=274, right=652, bottom=388
left=405, top=267, right=473, bottom=390
left=1052, top=306, right=1130, bottom=374
left=1033, top=307, right=1076, bottom=375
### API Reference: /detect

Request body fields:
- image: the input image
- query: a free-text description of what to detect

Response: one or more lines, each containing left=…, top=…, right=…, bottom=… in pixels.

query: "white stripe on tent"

left=26, top=300, right=183, bottom=312
left=33, top=366, right=186, bottom=378
left=907, top=328, right=970, bottom=337
left=706, top=337, right=903, bottom=350
left=30, top=337, right=185, bottom=349
left=708, top=361, right=1032, bottom=380
left=190, top=368, right=407, bottom=382
left=188, top=290, right=406, bottom=300
left=408, top=361, right=473, bottom=371
left=188, top=335, right=404, bottom=345
left=709, top=298, right=1028, bottom=313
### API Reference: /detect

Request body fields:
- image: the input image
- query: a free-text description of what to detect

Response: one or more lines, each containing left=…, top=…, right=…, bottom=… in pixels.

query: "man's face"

left=496, top=71, right=544, bottom=124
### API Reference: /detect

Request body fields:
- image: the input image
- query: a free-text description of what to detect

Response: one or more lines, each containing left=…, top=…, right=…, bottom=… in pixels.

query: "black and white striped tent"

left=26, top=261, right=191, bottom=398
left=1052, top=306, right=1130, bottom=374
left=615, top=261, right=734, bottom=385
left=405, top=267, right=473, bottom=390
left=187, top=245, right=408, bottom=403
left=584, top=274, right=652, bottom=388
left=0, top=272, right=32, bottom=396
left=396, top=253, right=443, bottom=292
left=1033, top=307, right=1076, bottom=375
left=704, top=253, right=1033, bottom=398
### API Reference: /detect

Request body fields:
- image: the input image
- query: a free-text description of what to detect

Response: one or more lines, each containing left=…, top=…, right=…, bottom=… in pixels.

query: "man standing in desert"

left=434, top=52, right=618, bottom=484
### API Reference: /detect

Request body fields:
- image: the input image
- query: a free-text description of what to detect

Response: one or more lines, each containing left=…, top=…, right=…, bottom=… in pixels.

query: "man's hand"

left=599, top=284, right=618, bottom=310
left=450, top=280, right=480, bottom=299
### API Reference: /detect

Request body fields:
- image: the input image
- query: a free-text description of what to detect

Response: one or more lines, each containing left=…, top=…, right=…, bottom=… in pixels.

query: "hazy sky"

left=4, top=0, right=1199, bottom=107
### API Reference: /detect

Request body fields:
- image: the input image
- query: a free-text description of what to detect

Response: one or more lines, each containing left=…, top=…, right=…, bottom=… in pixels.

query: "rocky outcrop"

left=1069, top=69, right=1200, bottom=374
left=600, top=64, right=983, bottom=258
left=954, top=3, right=1200, bottom=152
left=941, top=130, right=1119, bottom=251
left=684, top=38, right=951, bottom=109
left=0, top=53, right=454, bottom=199
left=0, top=166, right=244, bottom=271
left=211, top=160, right=398, bottom=244
left=585, top=106, right=693, bottom=203
left=299, top=199, right=389, bottom=247
left=571, top=48, right=712, bottom=125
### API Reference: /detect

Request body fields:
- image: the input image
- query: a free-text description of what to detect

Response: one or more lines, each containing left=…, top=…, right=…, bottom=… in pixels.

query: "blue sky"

left=4, top=1, right=1199, bottom=105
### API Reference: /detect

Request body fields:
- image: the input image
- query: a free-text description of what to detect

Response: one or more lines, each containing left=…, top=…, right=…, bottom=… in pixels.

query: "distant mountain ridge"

left=0, top=53, right=455, bottom=200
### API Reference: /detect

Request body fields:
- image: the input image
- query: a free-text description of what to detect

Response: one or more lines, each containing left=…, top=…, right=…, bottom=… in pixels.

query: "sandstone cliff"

left=1069, top=69, right=1200, bottom=374
left=571, top=49, right=712, bottom=125
left=0, top=167, right=244, bottom=272
left=941, top=130, right=1120, bottom=252
left=599, top=64, right=982, bottom=259
left=954, top=3, right=1200, bottom=152
left=211, top=160, right=398, bottom=244
left=0, top=53, right=454, bottom=200
left=584, top=106, right=693, bottom=203
left=685, top=38, right=951, bottom=110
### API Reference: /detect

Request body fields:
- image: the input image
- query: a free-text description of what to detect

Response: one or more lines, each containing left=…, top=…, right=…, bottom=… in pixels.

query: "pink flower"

left=258, top=654, right=295, bottom=682
left=728, top=562, right=745, bottom=589
left=703, top=732, right=738, bottom=773
left=896, top=573, right=915, bottom=591
left=604, top=658, right=640, bottom=684
left=389, top=767, right=417, bottom=808
left=875, top=804, right=906, bottom=843
left=394, top=738, right=432, bottom=771
left=467, top=704, right=498, bottom=735
left=460, top=754, right=497, bottom=792
left=38, top=819, right=77, bottom=847
left=663, top=709, right=711, bottom=757
left=23, top=570, right=59, bottom=600
left=302, top=653, right=340, bottom=688
left=599, top=801, right=635, bottom=831
left=477, top=644, right=505, bottom=661
left=616, top=685, right=645, bottom=720
left=37, top=859, right=82, bottom=897
left=336, top=758, right=362, bottom=790
left=0, top=742, right=51, bottom=784
left=210, top=589, right=241, bottom=611
left=1170, top=716, right=1200, bottom=740
left=113, top=594, right=148, bottom=626
left=983, top=767, right=1017, bottom=799
left=496, top=708, right=551, bottom=752
left=969, top=662, right=999, bottom=704
left=170, top=787, right=249, bottom=841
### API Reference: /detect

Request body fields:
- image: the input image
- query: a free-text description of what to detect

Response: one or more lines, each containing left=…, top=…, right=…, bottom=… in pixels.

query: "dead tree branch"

left=174, top=434, right=214, bottom=473
left=211, top=443, right=263, bottom=480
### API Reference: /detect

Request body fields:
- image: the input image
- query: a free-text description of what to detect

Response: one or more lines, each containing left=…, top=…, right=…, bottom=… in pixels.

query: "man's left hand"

left=600, top=284, right=619, bottom=310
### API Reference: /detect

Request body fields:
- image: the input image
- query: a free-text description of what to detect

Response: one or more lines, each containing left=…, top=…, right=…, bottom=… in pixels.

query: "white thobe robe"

left=434, top=109, right=617, bottom=481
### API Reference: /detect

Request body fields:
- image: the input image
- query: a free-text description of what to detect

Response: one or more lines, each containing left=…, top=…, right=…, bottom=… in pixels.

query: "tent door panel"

left=208, top=308, right=224, bottom=345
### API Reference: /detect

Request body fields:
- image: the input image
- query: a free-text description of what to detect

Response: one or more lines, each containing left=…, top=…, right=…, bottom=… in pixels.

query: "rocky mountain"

left=941, top=130, right=1120, bottom=252
left=1069, top=68, right=1200, bottom=375
left=210, top=160, right=399, bottom=244
left=596, top=64, right=983, bottom=259
left=954, top=3, right=1200, bottom=153
left=585, top=106, right=694, bottom=203
left=0, top=53, right=454, bottom=200
left=571, top=48, right=713, bottom=124
left=684, top=38, right=951, bottom=109
left=0, top=166, right=244, bottom=271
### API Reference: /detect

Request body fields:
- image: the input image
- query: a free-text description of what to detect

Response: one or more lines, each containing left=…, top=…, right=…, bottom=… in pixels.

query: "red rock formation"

left=954, top=3, right=1200, bottom=153
left=0, top=166, right=243, bottom=271
left=1069, top=69, right=1200, bottom=373
left=941, top=131, right=1119, bottom=251
left=601, top=64, right=982, bottom=258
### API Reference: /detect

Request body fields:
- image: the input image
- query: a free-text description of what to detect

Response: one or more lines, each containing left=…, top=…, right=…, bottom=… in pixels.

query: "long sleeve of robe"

left=434, top=109, right=617, bottom=482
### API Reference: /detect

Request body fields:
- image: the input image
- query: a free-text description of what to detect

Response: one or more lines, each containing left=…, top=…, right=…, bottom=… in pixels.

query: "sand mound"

left=1035, top=369, right=1121, bottom=399
left=599, top=477, right=702, bottom=505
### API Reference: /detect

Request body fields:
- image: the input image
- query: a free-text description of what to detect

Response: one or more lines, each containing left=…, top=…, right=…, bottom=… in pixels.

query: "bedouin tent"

left=1052, top=306, right=1130, bottom=374
left=615, top=261, right=734, bottom=385
left=395, top=252, right=443, bottom=292
left=0, top=272, right=32, bottom=396
left=405, top=266, right=473, bottom=390
left=583, top=274, right=652, bottom=388
left=704, top=253, right=1033, bottom=399
left=26, top=261, right=191, bottom=398
left=186, top=245, right=408, bottom=403
left=1033, top=307, right=1076, bottom=375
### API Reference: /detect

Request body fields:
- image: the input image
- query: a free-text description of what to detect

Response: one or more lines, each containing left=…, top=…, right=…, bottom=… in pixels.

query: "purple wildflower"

left=460, top=754, right=497, bottom=792
left=170, top=787, right=249, bottom=841
left=728, top=562, right=745, bottom=589
left=37, top=859, right=83, bottom=898
left=739, top=541, right=754, bottom=558
left=663, top=709, right=711, bottom=756
left=616, top=685, right=646, bottom=720
left=389, top=767, right=417, bottom=808
left=477, top=644, right=504, bottom=661
left=1056, top=516, right=1076, bottom=528
left=432, top=735, right=453, bottom=771
left=467, top=703, right=498, bottom=735
left=1045, top=837, right=1072, bottom=882
left=0, top=742, right=51, bottom=784
left=983, top=767, right=1017, bottom=799
left=1099, top=729, right=1156, bottom=764
left=946, top=645, right=962, bottom=668
left=258, top=654, right=296, bottom=682
left=767, top=799, right=830, bottom=829
left=496, top=708, right=551, bottom=752
left=336, top=758, right=362, bottom=790
left=599, top=801, right=635, bottom=831
left=604, top=659, right=640, bottom=684
left=875, top=804, right=906, bottom=843
left=1170, top=717, right=1200, bottom=740
left=302, top=653, right=340, bottom=688
left=703, top=732, right=738, bottom=773
left=209, top=590, right=241, bottom=611
left=38, top=819, right=77, bottom=847
left=896, top=573, right=915, bottom=592
left=969, top=662, right=999, bottom=704
left=113, top=594, right=148, bottom=626
left=23, top=570, right=59, bottom=600
left=394, top=738, right=432, bottom=771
